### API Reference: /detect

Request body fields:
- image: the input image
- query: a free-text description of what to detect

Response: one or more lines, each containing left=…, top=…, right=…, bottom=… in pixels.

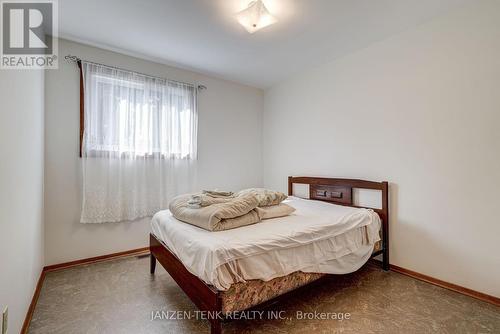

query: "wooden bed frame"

left=150, top=176, right=389, bottom=334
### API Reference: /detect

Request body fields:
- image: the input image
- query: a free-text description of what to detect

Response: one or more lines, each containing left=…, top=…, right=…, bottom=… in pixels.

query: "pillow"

left=256, top=203, right=296, bottom=220
left=237, top=188, right=288, bottom=207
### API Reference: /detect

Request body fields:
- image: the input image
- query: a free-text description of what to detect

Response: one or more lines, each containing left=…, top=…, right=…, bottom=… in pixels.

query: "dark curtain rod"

left=64, top=55, right=207, bottom=91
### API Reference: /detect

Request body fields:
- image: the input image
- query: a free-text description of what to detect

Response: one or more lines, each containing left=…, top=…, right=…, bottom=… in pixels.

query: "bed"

left=150, top=176, right=389, bottom=334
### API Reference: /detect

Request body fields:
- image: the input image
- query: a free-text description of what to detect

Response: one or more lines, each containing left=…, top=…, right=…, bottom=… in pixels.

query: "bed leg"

left=150, top=253, right=156, bottom=274
left=382, top=248, right=390, bottom=271
left=209, top=319, right=222, bottom=334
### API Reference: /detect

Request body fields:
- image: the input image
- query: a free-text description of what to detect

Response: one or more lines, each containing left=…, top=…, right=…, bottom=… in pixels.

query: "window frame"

left=78, top=60, right=197, bottom=159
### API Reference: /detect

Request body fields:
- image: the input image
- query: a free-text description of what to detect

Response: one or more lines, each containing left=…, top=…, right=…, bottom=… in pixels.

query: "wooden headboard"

left=288, top=176, right=390, bottom=270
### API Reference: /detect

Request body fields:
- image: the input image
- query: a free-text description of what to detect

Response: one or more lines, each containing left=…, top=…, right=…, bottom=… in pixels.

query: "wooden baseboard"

left=389, top=263, right=500, bottom=307
left=20, top=270, right=46, bottom=334
left=22, top=247, right=150, bottom=333
left=44, top=247, right=150, bottom=272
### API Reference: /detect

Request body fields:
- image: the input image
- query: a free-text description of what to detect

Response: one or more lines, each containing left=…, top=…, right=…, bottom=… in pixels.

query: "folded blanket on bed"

left=170, top=188, right=293, bottom=231
left=169, top=193, right=261, bottom=231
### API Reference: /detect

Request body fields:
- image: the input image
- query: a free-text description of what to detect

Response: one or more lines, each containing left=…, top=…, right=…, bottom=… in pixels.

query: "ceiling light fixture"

left=236, top=0, right=277, bottom=34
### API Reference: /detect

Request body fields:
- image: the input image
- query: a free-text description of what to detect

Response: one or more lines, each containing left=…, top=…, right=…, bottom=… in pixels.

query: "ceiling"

left=59, top=0, right=469, bottom=88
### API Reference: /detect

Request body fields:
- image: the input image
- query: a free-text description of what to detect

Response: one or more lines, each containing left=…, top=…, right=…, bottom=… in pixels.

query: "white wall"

left=263, top=0, right=500, bottom=297
left=0, top=70, right=45, bottom=333
left=44, top=39, right=263, bottom=265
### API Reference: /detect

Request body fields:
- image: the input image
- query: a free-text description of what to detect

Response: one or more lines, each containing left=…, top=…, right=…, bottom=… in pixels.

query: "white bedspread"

left=151, top=196, right=381, bottom=290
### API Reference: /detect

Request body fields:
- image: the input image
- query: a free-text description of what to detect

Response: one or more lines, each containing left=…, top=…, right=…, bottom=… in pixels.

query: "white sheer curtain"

left=80, top=62, right=197, bottom=223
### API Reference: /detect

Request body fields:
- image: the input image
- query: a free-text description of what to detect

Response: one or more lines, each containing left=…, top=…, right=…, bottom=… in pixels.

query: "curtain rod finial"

left=197, top=84, right=207, bottom=91
left=64, top=55, right=81, bottom=62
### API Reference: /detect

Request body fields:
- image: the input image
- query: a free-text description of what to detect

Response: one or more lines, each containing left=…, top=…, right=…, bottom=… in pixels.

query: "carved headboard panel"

left=310, top=184, right=352, bottom=205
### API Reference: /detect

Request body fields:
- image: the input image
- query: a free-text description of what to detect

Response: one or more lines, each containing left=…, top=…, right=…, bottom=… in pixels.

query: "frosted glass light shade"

left=236, top=0, right=277, bottom=33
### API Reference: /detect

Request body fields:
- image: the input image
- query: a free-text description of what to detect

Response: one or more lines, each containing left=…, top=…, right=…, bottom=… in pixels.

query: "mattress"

left=151, top=196, right=381, bottom=291
left=222, top=239, right=382, bottom=313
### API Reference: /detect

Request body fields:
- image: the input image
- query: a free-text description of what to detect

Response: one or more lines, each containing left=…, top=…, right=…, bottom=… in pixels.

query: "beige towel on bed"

left=187, top=193, right=236, bottom=209
left=169, top=193, right=261, bottom=231
left=202, top=190, right=234, bottom=197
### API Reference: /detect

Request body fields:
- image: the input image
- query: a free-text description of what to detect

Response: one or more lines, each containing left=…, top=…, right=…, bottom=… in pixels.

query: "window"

left=80, top=62, right=197, bottom=159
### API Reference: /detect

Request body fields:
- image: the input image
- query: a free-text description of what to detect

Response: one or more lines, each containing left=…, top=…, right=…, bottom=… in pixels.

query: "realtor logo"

left=1, top=0, right=58, bottom=69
